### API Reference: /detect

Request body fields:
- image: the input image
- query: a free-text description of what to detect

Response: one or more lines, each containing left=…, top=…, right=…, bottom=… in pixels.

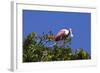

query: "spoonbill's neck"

left=64, top=29, right=69, bottom=35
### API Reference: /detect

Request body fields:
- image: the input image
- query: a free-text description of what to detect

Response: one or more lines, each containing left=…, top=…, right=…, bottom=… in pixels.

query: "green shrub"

left=23, top=32, right=90, bottom=62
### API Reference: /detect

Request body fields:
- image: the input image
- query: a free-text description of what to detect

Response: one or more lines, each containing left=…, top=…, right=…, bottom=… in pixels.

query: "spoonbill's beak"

left=69, top=28, right=74, bottom=37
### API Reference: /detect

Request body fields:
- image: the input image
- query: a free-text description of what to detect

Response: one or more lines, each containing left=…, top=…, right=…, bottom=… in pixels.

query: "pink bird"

left=45, top=28, right=73, bottom=47
left=47, top=28, right=73, bottom=41
left=55, top=28, right=73, bottom=41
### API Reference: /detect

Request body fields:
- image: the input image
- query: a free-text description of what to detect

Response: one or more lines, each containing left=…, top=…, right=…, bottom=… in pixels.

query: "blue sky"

left=23, top=10, right=91, bottom=54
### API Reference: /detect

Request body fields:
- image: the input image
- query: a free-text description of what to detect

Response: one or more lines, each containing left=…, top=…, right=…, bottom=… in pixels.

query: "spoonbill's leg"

left=48, top=42, right=56, bottom=47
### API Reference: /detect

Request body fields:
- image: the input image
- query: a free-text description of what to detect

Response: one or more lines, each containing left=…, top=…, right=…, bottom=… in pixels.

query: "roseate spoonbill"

left=47, top=28, right=73, bottom=41
left=44, top=28, right=73, bottom=47
left=54, top=28, right=73, bottom=41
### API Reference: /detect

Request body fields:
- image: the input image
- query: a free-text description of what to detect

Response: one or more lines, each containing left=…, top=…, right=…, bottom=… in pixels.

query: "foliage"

left=23, top=31, right=90, bottom=62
